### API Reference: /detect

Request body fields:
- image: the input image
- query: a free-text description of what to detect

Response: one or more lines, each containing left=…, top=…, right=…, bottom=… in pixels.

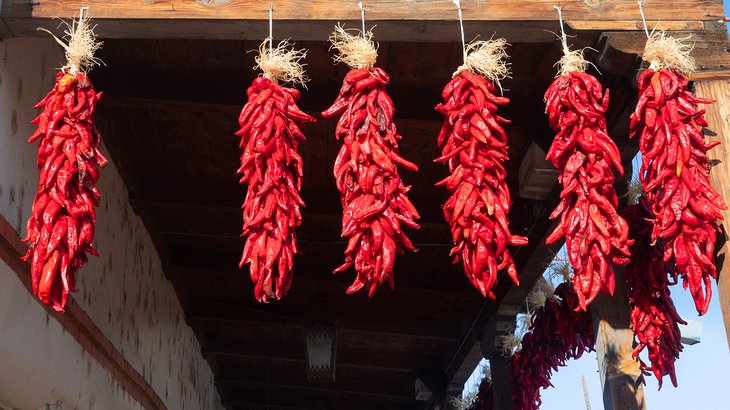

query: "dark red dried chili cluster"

left=623, top=198, right=685, bottom=388
left=510, top=282, right=595, bottom=410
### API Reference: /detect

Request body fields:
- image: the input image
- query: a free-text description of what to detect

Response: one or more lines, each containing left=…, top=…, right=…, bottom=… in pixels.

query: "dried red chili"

left=468, top=377, right=494, bottom=410
left=623, top=198, right=685, bottom=388
left=236, top=76, right=315, bottom=302
left=544, top=71, right=632, bottom=310
left=510, top=282, right=595, bottom=410
left=322, top=65, right=420, bottom=297
left=435, top=68, right=527, bottom=297
left=22, top=71, right=107, bottom=312
left=630, top=67, right=726, bottom=315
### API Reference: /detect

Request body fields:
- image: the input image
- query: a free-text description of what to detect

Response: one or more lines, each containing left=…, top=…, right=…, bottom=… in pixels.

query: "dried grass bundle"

left=626, top=177, right=644, bottom=206
left=39, top=14, right=102, bottom=75
left=500, top=333, right=523, bottom=356
left=454, top=38, right=511, bottom=92
left=329, top=23, right=378, bottom=69
left=643, top=31, right=695, bottom=75
left=255, top=38, right=309, bottom=87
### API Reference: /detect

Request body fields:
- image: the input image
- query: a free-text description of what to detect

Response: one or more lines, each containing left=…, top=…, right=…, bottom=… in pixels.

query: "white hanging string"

left=637, top=0, right=650, bottom=38
left=554, top=5, right=569, bottom=55
left=358, top=1, right=366, bottom=36
left=452, top=0, right=466, bottom=63
left=79, top=5, right=89, bottom=24
left=268, top=3, right=273, bottom=55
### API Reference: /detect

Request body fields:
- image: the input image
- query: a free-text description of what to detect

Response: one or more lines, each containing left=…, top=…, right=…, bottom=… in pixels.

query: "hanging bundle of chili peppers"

left=236, top=40, right=315, bottom=302
left=623, top=195, right=685, bottom=388
left=22, top=16, right=105, bottom=312
left=435, top=39, right=527, bottom=297
left=467, top=376, right=494, bottom=410
left=544, top=39, right=632, bottom=310
left=322, top=25, right=420, bottom=297
left=509, top=282, right=595, bottom=410
left=631, top=32, right=726, bottom=315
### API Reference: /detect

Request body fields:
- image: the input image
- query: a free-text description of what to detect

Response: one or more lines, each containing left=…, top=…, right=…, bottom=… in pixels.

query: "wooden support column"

left=488, top=350, right=514, bottom=410
left=694, top=79, right=730, bottom=349
left=591, top=268, right=646, bottom=410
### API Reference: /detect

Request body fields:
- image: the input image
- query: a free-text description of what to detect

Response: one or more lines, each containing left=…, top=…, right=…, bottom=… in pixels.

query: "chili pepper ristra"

left=509, top=282, right=595, bottom=409
left=322, top=25, right=420, bottom=297
left=623, top=194, right=685, bottom=388
left=630, top=32, right=726, bottom=315
left=543, top=28, right=632, bottom=310
left=236, top=39, right=315, bottom=302
left=22, top=14, right=106, bottom=312
left=435, top=39, right=527, bottom=297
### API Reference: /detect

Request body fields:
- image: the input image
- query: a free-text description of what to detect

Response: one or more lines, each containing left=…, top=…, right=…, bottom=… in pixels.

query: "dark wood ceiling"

left=91, top=36, right=638, bottom=409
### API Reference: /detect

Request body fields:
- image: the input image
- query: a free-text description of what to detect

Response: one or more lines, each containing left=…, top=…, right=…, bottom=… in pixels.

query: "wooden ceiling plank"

left=188, top=298, right=462, bottom=341
left=221, top=386, right=419, bottom=410
left=173, top=265, right=474, bottom=295
left=217, top=375, right=415, bottom=403
left=204, top=334, right=438, bottom=373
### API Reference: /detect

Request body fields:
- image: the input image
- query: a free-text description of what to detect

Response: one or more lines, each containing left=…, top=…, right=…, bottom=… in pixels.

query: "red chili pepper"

left=622, top=199, right=685, bottom=388
left=236, top=77, right=315, bottom=302
left=630, top=67, right=725, bottom=315
left=435, top=70, right=527, bottom=298
left=509, top=282, right=595, bottom=410
left=544, top=70, right=632, bottom=310
left=322, top=64, right=419, bottom=296
left=22, top=72, right=106, bottom=312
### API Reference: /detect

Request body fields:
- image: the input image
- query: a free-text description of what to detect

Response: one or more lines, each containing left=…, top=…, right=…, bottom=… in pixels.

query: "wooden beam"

left=694, top=79, right=730, bottom=349
left=1, top=1, right=723, bottom=44
left=590, top=268, right=646, bottom=410
left=3, top=0, right=723, bottom=23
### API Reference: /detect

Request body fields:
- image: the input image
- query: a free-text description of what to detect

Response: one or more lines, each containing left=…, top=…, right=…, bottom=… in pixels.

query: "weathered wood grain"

left=5, top=0, right=725, bottom=22
left=695, top=79, right=730, bottom=349
left=591, top=270, right=647, bottom=410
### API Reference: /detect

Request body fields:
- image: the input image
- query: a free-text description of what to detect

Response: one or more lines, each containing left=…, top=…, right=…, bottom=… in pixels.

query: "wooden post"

left=590, top=268, right=646, bottom=410
left=694, top=79, right=730, bottom=349
left=489, top=350, right=514, bottom=410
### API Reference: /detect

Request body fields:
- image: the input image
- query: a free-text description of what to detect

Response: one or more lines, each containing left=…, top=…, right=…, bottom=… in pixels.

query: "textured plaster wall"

left=0, top=37, right=222, bottom=410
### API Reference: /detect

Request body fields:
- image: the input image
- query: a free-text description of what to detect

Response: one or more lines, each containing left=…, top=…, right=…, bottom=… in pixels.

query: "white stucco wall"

left=0, top=38, right=222, bottom=410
